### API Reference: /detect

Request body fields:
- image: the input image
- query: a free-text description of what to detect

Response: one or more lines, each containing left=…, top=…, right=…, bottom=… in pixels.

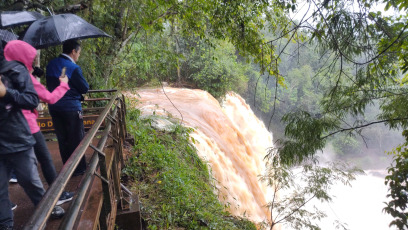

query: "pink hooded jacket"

left=4, top=40, right=69, bottom=134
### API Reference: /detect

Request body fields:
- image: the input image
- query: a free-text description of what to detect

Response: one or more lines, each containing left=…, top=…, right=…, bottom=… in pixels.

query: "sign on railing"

left=37, top=115, right=100, bottom=132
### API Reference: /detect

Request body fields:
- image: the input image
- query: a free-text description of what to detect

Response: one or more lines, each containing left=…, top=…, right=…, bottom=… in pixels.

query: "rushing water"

left=126, top=88, right=272, bottom=223
left=125, top=87, right=394, bottom=229
left=311, top=169, right=395, bottom=230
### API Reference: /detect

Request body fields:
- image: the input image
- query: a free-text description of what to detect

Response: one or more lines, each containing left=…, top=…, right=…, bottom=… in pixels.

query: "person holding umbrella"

left=21, top=13, right=110, bottom=176
left=0, top=43, right=64, bottom=230
left=3, top=40, right=75, bottom=205
left=46, top=39, right=88, bottom=176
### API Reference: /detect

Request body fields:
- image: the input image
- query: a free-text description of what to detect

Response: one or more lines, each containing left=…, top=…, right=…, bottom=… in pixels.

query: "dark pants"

left=33, top=131, right=57, bottom=185
left=50, top=110, right=87, bottom=174
left=0, top=148, right=45, bottom=227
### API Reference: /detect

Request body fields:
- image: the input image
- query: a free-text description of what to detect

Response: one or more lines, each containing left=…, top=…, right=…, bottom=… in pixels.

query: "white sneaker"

left=56, top=191, right=74, bottom=205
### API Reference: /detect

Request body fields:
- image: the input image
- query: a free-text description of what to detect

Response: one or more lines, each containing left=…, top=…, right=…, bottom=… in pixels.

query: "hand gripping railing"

left=24, top=91, right=130, bottom=230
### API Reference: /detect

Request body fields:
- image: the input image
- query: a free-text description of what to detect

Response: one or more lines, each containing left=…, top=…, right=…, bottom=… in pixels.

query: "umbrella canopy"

left=0, top=29, right=18, bottom=42
left=23, top=13, right=110, bottom=49
left=1, top=11, right=44, bottom=28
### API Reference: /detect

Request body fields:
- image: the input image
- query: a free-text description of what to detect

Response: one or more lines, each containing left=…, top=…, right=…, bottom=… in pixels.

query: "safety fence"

left=23, top=90, right=141, bottom=230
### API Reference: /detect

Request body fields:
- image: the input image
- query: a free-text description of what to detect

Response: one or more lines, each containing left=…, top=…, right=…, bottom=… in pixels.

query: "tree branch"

left=275, top=194, right=317, bottom=224
left=321, top=117, right=408, bottom=140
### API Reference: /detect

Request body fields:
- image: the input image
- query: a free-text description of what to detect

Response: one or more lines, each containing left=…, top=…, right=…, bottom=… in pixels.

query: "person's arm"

left=0, top=76, right=5, bottom=98
left=1, top=66, right=38, bottom=110
left=32, top=75, right=70, bottom=104
left=70, top=67, right=89, bottom=94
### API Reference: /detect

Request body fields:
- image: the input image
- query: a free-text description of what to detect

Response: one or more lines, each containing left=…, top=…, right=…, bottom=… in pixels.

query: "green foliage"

left=244, top=37, right=332, bottom=140
left=246, top=73, right=274, bottom=113
left=246, top=35, right=401, bottom=167
left=109, top=36, right=175, bottom=88
left=261, top=156, right=362, bottom=229
left=247, top=0, right=408, bottom=170
left=276, top=111, right=340, bottom=165
left=384, top=130, right=408, bottom=229
left=124, top=108, right=256, bottom=229
left=3, top=0, right=286, bottom=94
left=188, top=40, right=251, bottom=98
left=331, top=134, right=361, bottom=157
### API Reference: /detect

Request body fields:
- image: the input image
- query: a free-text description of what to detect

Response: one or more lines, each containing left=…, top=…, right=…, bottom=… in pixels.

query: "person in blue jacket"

left=46, top=39, right=88, bottom=176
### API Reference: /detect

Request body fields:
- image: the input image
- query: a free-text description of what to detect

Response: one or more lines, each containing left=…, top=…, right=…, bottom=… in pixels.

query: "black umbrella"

left=1, top=11, right=44, bottom=28
left=0, top=29, right=18, bottom=43
left=22, top=13, right=111, bottom=49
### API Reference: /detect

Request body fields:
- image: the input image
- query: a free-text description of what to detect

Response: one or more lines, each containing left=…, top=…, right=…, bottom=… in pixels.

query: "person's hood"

left=4, top=40, right=37, bottom=71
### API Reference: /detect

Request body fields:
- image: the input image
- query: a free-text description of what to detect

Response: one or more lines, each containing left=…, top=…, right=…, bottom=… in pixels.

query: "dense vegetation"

left=384, top=130, right=408, bottom=229
left=247, top=38, right=403, bottom=169
left=3, top=0, right=408, bottom=228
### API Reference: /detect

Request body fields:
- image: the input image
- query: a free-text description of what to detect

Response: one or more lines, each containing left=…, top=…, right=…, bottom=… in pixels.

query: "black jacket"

left=0, top=60, right=39, bottom=154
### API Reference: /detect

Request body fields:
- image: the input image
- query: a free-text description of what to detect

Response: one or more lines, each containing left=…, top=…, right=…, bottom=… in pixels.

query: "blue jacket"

left=46, top=55, right=89, bottom=111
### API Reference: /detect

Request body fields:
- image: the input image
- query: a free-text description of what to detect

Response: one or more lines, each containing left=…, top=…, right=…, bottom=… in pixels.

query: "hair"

left=62, top=40, right=81, bottom=54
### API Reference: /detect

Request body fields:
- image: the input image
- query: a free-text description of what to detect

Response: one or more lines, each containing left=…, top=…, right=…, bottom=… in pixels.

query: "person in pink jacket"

left=4, top=40, right=74, bottom=205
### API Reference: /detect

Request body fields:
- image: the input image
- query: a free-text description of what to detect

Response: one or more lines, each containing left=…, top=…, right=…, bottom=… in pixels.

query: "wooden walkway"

left=9, top=92, right=141, bottom=230
left=9, top=140, right=97, bottom=230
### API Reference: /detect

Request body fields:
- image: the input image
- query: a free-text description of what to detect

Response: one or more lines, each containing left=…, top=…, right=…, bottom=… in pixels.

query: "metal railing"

left=24, top=90, right=134, bottom=230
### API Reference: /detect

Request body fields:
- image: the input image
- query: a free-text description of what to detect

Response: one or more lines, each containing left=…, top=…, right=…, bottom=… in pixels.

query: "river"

left=310, top=168, right=395, bottom=230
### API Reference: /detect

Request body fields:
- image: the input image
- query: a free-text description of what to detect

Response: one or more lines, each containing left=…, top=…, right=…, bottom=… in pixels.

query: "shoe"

left=9, top=175, right=17, bottom=183
left=56, top=191, right=74, bottom=205
left=51, top=206, right=65, bottom=219
left=11, top=202, right=17, bottom=211
left=72, top=170, right=85, bottom=177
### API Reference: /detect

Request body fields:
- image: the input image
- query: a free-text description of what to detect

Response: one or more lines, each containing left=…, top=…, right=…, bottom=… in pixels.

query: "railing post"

left=98, top=100, right=123, bottom=230
left=118, top=97, right=126, bottom=167
left=98, top=145, right=111, bottom=230
left=111, top=102, right=124, bottom=209
left=121, top=94, right=128, bottom=139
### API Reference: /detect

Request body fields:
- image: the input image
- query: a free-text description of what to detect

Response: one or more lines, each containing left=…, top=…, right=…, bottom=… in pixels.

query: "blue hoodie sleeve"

left=70, top=67, right=89, bottom=94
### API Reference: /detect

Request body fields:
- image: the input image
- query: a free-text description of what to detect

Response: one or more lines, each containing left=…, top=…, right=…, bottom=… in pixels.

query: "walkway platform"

left=9, top=139, right=97, bottom=230
left=9, top=92, right=141, bottom=230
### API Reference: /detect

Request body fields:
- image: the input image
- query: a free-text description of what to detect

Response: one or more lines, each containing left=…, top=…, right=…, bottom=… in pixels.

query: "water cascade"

left=125, top=88, right=273, bottom=223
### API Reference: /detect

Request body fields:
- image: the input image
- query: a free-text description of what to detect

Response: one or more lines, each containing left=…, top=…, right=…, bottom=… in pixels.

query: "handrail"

left=24, top=91, right=127, bottom=230
left=59, top=106, right=115, bottom=229
left=88, top=89, right=118, bottom=93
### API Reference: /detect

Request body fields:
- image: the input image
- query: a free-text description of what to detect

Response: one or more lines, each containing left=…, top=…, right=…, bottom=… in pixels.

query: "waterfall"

left=125, top=88, right=273, bottom=223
